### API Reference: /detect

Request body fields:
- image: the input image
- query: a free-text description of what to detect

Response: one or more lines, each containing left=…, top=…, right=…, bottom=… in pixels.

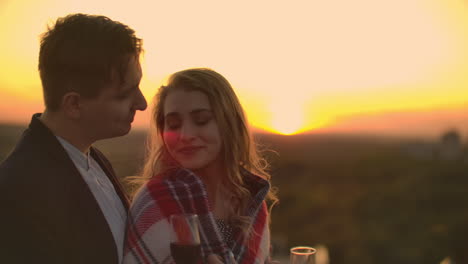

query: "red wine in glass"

left=170, top=243, right=201, bottom=264
left=170, top=214, right=201, bottom=264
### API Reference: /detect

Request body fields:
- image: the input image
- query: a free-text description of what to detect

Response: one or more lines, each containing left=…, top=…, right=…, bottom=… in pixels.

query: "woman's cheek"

left=163, top=131, right=179, bottom=149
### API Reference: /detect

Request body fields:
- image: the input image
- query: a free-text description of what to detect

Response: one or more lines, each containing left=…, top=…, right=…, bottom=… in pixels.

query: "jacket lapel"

left=91, top=148, right=130, bottom=209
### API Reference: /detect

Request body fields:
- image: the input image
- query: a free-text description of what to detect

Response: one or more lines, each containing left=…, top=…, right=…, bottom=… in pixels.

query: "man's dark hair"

left=38, top=13, right=142, bottom=111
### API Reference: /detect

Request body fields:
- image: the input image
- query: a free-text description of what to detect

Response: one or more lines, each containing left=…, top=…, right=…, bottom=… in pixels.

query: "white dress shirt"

left=57, top=136, right=127, bottom=263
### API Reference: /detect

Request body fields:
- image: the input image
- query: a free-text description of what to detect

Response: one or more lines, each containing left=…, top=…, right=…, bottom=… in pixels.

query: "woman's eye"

left=194, top=115, right=211, bottom=126
left=165, top=118, right=181, bottom=130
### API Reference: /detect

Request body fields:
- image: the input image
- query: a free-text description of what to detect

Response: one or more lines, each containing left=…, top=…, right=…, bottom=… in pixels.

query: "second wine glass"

left=290, top=246, right=316, bottom=264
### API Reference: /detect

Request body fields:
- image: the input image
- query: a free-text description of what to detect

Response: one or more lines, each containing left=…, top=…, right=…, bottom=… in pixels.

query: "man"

left=0, top=14, right=147, bottom=263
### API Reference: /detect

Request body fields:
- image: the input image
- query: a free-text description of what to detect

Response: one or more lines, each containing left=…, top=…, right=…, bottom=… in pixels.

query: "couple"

left=0, top=13, right=277, bottom=264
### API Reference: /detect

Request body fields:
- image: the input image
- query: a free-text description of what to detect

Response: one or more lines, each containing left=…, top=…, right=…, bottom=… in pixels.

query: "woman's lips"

left=178, top=146, right=204, bottom=155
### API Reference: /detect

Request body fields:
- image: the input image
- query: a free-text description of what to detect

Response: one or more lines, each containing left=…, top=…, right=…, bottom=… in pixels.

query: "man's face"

left=79, top=55, right=147, bottom=141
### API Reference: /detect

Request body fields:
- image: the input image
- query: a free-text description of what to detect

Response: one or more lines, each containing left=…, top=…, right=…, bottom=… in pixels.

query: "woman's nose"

left=179, top=123, right=196, bottom=142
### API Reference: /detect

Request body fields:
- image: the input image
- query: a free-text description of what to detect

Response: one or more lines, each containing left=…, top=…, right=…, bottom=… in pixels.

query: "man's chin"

left=118, top=126, right=132, bottom=137
left=123, top=123, right=132, bottom=134
left=99, top=125, right=132, bottom=140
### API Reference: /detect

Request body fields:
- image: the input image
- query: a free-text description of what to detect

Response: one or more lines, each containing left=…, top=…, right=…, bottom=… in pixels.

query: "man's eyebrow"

left=120, top=73, right=141, bottom=92
left=119, top=83, right=138, bottom=94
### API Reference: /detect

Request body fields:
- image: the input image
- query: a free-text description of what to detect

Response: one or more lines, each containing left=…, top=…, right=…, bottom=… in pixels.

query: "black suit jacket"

left=0, top=114, right=130, bottom=264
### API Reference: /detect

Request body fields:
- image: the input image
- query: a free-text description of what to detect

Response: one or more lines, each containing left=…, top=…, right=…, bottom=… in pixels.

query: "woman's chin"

left=178, top=161, right=204, bottom=171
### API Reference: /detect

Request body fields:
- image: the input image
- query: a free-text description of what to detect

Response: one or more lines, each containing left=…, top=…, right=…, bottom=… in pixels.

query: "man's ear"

left=61, top=92, right=82, bottom=119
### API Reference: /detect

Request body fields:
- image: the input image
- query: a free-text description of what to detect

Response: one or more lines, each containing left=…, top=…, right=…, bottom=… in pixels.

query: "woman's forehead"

left=163, top=89, right=211, bottom=114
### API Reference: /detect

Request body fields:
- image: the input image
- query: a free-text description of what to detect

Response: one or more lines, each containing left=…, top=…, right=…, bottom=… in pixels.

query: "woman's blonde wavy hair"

left=132, top=68, right=277, bottom=230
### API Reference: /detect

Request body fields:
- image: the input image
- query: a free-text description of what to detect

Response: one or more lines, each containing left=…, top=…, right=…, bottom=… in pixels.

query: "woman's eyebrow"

left=190, top=109, right=212, bottom=114
left=165, top=108, right=212, bottom=117
left=164, top=112, right=180, bottom=118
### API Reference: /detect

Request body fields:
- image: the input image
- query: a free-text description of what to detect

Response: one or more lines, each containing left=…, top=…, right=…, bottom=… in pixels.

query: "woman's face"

left=162, top=89, right=223, bottom=172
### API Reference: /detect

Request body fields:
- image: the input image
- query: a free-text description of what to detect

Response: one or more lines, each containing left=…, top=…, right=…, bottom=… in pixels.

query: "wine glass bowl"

left=170, top=214, right=201, bottom=264
left=290, top=246, right=316, bottom=264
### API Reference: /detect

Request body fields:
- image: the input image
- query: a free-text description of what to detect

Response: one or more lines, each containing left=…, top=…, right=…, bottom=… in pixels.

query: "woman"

left=123, top=68, right=278, bottom=264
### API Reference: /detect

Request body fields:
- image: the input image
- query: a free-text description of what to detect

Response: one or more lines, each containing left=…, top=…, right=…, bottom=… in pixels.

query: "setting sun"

left=270, top=101, right=304, bottom=135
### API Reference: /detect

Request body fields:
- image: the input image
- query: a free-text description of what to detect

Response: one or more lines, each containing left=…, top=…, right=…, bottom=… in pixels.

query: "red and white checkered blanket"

left=123, top=168, right=271, bottom=264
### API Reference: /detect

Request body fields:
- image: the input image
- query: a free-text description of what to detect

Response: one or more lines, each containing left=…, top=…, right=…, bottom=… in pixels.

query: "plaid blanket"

left=123, top=168, right=271, bottom=264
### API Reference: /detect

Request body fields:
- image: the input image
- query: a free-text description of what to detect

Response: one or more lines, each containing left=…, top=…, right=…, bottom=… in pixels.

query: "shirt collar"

left=56, top=136, right=91, bottom=171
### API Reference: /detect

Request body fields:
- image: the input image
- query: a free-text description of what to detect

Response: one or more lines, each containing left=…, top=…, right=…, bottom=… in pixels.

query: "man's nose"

left=133, top=89, right=147, bottom=111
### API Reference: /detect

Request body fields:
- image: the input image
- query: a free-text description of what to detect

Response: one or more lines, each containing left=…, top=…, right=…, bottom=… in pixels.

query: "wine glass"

left=170, top=214, right=201, bottom=264
left=290, top=246, right=316, bottom=264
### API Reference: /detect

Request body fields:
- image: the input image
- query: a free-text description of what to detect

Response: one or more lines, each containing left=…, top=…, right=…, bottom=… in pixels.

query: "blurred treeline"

left=1, top=124, right=467, bottom=264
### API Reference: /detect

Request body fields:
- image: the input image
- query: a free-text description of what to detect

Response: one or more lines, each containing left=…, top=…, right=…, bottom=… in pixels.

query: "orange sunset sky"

left=0, top=0, right=467, bottom=136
